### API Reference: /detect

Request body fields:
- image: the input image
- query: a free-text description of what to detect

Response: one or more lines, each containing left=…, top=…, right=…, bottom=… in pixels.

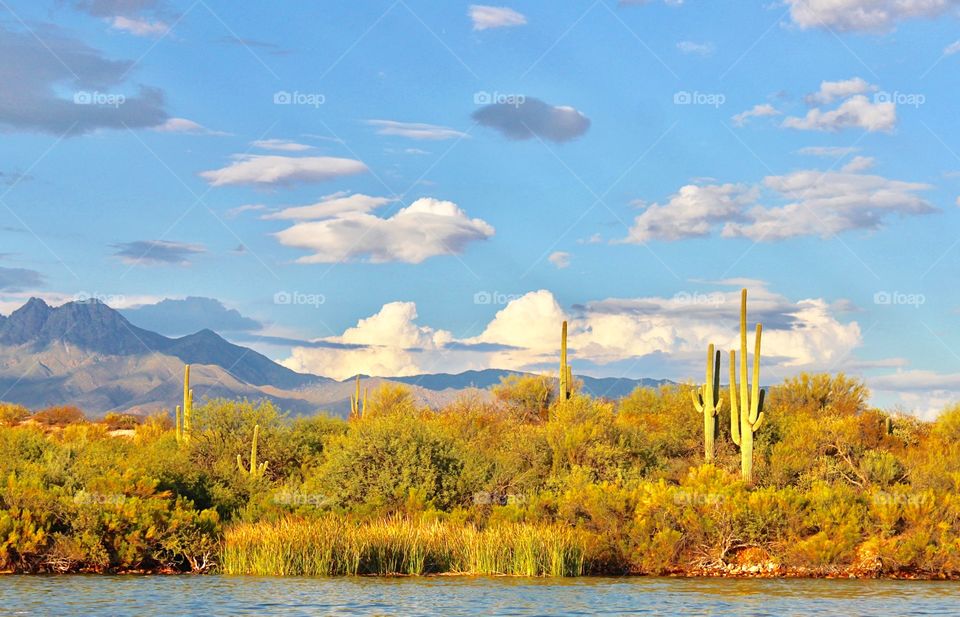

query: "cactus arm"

left=739, top=289, right=749, bottom=437
left=750, top=323, right=762, bottom=423
left=175, top=405, right=182, bottom=443
left=691, top=388, right=704, bottom=413
left=729, top=350, right=741, bottom=447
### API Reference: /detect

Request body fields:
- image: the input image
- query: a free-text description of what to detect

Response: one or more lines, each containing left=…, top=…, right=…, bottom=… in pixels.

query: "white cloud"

left=623, top=165, right=935, bottom=243
left=281, top=302, right=454, bottom=380
left=280, top=285, right=863, bottom=385
left=676, top=40, right=714, bottom=56
left=840, top=155, right=875, bottom=172
left=946, top=40, right=960, bottom=55
left=548, top=251, right=571, bottom=269
left=732, top=103, right=780, bottom=127
left=265, top=193, right=394, bottom=220
left=155, top=117, right=228, bottom=136
left=804, top=78, right=874, bottom=105
left=797, top=146, right=860, bottom=157
left=110, top=16, right=169, bottom=36
left=469, top=5, right=527, bottom=30
left=871, top=370, right=960, bottom=420
left=366, top=120, right=468, bottom=140
left=783, top=95, right=896, bottom=132
left=785, top=0, right=960, bottom=32
left=723, top=169, right=934, bottom=241
left=200, top=155, right=367, bottom=187
left=624, top=183, right=758, bottom=243
left=273, top=197, right=495, bottom=264
left=251, top=139, right=313, bottom=152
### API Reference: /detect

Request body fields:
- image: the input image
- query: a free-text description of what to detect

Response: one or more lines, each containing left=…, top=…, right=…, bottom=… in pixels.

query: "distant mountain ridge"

left=0, top=298, right=316, bottom=389
left=0, top=298, right=671, bottom=415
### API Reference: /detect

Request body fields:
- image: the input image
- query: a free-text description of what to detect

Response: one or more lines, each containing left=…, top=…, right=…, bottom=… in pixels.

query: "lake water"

left=1, top=575, right=958, bottom=616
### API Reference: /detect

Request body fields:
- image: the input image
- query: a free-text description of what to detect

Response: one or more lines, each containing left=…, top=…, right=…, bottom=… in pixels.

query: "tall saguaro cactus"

left=691, top=343, right=723, bottom=461
left=729, top=289, right=766, bottom=482
left=350, top=374, right=367, bottom=419
left=175, top=364, right=193, bottom=444
left=559, top=321, right=572, bottom=401
left=237, top=424, right=268, bottom=479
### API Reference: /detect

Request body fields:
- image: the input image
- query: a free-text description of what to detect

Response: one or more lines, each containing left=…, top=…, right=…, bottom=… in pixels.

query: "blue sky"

left=2, top=0, right=960, bottom=416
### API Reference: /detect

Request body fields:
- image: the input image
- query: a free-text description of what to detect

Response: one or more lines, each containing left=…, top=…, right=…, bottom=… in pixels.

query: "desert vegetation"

left=0, top=370, right=958, bottom=577
left=1, top=290, right=959, bottom=577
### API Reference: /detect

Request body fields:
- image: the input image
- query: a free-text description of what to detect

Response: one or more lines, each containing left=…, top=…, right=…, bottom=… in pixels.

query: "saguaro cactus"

left=237, top=424, right=268, bottom=479
left=691, top=343, right=723, bottom=462
left=176, top=364, right=193, bottom=444
left=350, top=374, right=367, bottom=419
left=559, top=321, right=572, bottom=401
left=729, top=289, right=766, bottom=482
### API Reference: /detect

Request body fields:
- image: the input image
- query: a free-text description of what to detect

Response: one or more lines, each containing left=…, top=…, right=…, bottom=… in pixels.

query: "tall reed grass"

left=220, top=516, right=589, bottom=577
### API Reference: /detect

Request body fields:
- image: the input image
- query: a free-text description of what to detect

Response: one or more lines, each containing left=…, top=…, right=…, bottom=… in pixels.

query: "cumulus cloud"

left=122, top=296, right=261, bottom=336
left=200, top=155, right=367, bottom=187
left=780, top=78, right=894, bottom=133
left=0, top=24, right=168, bottom=135
left=469, top=5, right=527, bottom=30
left=871, top=370, right=960, bottom=420
left=273, top=197, right=495, bottom=264
left=549, top=251, right=571, bottom=269
left=804, top=78, right=874, bottom=105
left=731, top=104, right=780, bottom=127
left=280, top=285, right=862, bottom=384
left=111, top=240, right=206, bottom=266
left=723, top=168, right=934, bottom=241
left=281, top=302, right=454, bottom=379
left=784, top=96, right=895, bottom=132
left=473, top=98, right=590, bottom=143
left=785, top=0, right=960, bottom=32
left=624, top=183, right=758, bottom=243
left=366, top=120, right=468, bottom=140
left=623, top=165, right=934, bottom=243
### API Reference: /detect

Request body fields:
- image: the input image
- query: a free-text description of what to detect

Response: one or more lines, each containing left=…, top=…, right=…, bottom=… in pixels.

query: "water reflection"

left=2, top=575, right=959, bottom=616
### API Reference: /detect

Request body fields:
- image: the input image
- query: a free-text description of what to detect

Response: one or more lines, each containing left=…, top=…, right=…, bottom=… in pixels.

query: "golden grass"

left=220, top=516, right=589, bottom=577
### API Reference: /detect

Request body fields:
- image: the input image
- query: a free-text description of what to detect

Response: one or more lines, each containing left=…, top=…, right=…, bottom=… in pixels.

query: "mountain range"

left=0, top=298, right=671, bottom=417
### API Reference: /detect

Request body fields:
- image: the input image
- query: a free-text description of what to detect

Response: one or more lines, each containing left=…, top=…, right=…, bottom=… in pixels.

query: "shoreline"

left=4, top=568, right=959, bottom=580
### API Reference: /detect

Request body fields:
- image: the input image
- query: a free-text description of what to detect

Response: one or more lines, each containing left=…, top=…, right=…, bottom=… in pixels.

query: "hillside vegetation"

left=1, top=372, right=958, bottom=577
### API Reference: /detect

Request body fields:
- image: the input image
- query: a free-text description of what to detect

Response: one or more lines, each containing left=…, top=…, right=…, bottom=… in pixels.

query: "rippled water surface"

left=1, top=575, right=959, bottom=616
